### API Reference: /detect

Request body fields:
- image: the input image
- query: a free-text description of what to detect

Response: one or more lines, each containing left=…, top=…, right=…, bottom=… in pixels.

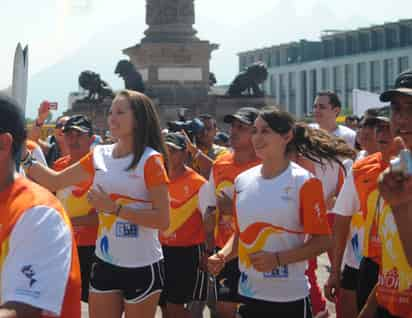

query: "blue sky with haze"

left=1, top=0, right=411, bottom=118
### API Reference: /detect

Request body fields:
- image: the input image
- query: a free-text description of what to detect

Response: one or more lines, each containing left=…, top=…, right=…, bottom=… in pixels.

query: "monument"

left=123, top=0, right=218, bottom=107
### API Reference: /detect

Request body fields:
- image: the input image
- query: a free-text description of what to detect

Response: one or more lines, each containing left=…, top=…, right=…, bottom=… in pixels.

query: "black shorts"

left=78, top=245, right=95, bottom=302
left=160, top=244, right=208, bottom=305
left=357, top=257, right=379, bottom=311
left=340, top=264, right=359, bottom=291
left=238, top=296, right=312, bottom=317
left=215, top=258, right=242, bottom=303
left=90, top=257, right=165, bottom=303
left=376, top=307, right=401, bottom=318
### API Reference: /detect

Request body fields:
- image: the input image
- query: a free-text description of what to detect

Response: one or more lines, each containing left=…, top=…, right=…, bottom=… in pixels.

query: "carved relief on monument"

left=146, top=0, right=194, bottom=26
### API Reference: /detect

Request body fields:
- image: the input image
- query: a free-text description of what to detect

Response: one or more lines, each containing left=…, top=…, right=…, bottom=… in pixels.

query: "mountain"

left=26, top=0, right=403, bottom=119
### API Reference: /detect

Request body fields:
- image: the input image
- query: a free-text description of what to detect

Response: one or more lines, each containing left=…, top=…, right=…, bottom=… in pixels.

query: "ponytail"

left=259, top=106, right=356, bottom=173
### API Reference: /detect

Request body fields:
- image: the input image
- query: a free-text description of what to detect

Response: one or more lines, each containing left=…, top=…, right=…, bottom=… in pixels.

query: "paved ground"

left=81, top=253, right=336, bottom=317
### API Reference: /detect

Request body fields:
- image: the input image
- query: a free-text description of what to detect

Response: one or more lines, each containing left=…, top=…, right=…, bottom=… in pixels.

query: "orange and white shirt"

left=205, top=152, right=260, bottom=248
left=376, top=200, right=412, bottom=317
left=79, top=144, right=169, bottom=268
left=235, top=163, right=330, bottom=302
left=0, top=177, right=81, bottom=318
left=332, top=153, right=387, bottom=263
left=159, top=168, right=208, bottom=247
left=54, top=155, right=98, bottom=247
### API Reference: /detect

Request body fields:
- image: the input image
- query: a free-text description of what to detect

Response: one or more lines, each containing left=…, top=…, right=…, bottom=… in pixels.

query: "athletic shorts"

left=238, top=296, right=312, bottom=317
left=376, top=307, right=401, bottom=318
left=89, top=257, right=165, bottom=303
left=78, top=245, right=95, bottom=302
left=340, top=264, right=359, bottom=291
left=159, top=244, right=208, bottom=305
left=357, top=257, right=379, bottom=311
left=215, top=258, right=243, bottom=303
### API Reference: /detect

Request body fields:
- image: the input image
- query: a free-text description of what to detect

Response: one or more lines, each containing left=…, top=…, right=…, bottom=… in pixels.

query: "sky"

left=1, top=0, right=411, bottom=117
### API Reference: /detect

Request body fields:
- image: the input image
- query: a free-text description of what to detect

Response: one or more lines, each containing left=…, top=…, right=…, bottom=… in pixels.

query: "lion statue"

left=226, top=62, right=268, bottom=97
left=114, top=60, right=145, bottom=93
left=78, top=70, right=114, bottom=101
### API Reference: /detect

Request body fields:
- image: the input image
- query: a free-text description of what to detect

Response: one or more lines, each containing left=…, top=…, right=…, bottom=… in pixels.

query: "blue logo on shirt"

left=263, top=265, right=289, bottom=278
left=116, top=222, right=138, bottom=238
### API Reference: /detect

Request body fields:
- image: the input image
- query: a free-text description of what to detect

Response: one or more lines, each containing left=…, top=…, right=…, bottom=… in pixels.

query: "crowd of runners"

left=0, top=69, right=412, bottom=318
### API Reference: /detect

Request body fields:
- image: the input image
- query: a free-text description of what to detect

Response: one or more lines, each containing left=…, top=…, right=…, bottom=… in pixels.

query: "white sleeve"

left=332, top=169, right=360, bottom=216
left=203, top=169, right=217, bottom=208
left=1, top=206, right=73, bottom=316
left=31, top=145, right=48, bottom=167
left=198, top=182, right=210, bottom=216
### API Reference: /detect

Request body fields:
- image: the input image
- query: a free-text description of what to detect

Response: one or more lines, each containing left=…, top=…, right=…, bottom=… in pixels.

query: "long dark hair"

left=116, top=90, right=169, bottom=172
left=259, top=106, right=356, bottom=171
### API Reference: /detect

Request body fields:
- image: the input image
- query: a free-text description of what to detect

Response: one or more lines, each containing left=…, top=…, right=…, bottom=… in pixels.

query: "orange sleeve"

left=144, top=154, right=169, bottom=189
left=336, top=167, right=345, bottom=195
left=299, top=178, right=331, bottom=235
left=79, top=152, right=95, bottom=176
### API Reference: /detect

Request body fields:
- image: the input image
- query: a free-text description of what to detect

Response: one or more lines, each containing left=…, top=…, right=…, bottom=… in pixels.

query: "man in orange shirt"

left=159, top=132, right=209, bottom=318
left=53, top=114, right=98, bottom=303
left=360, top=70, right=412, bottom=318
left=204, top=107, right=261, bottom=318
left=0, top=93, right=81, bottom=317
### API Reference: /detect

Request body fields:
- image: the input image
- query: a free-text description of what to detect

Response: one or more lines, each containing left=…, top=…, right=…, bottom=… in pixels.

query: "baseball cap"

left=223, top=107, right=259, bottom=125
left=380, top=69, right=412, bottom=102
left=165, top=132, right=187, bottom=150
left=63, top=115, right=93, bottom=134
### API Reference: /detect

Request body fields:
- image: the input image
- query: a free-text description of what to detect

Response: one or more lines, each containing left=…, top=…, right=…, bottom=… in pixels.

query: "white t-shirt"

left=310, top=123, right=356, bottom=148
left=234, top=163, right=330, bottom=302
left=87, top=144, right=168, bottom=268
left=1, top=206, right=72, bottom=316
left=332, top=169, right=364, bottom=269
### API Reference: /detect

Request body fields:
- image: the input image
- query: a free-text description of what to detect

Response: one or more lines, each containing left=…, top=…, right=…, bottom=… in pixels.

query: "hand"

left=324, top=272, right=340, bottom=303
left=378, top=139, right=412, bottom=209
left=249, top=251, right=277, bottom=273
left=217, top=191, right=232, bottom=216
left=379, top=167, right=412, bottom=207
left=208, top=253, right=225, bottom=276
left=325, top=195, right=337, bottom=211
left=87, top=185, right=116, bottom=213
left=37, top=101, right=51, bottom=123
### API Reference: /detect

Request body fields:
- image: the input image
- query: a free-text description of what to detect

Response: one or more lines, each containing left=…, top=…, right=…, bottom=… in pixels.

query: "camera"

left=167, top=118, right=205, bottom=140
left=390, top=149, right=412, bottom=175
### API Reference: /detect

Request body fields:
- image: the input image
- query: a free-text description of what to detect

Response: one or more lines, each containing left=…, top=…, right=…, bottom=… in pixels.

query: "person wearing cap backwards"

left=158, top=132, right=209, bottom=318
left=0, top=93, right=81, bottom=317
left=324, top=110, right=395, bottom=317
left=358, top=70, right=412, bottom=318
left=52, top=115, right=98, bottom=304
left=202, top=107, right=261, bottom=318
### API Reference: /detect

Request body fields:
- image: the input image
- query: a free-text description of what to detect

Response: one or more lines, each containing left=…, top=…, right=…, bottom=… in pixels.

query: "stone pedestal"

left=123, top=0, right=218, bottom=106
left=124, top=41, right=217, bottom=105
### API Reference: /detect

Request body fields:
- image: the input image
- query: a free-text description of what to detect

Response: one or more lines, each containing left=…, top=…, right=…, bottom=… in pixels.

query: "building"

left=238, top=19, right=412, bottom=118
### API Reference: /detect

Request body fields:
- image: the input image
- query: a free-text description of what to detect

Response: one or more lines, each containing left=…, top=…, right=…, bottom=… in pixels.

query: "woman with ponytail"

left=208, top=106, right=337, bottom=317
